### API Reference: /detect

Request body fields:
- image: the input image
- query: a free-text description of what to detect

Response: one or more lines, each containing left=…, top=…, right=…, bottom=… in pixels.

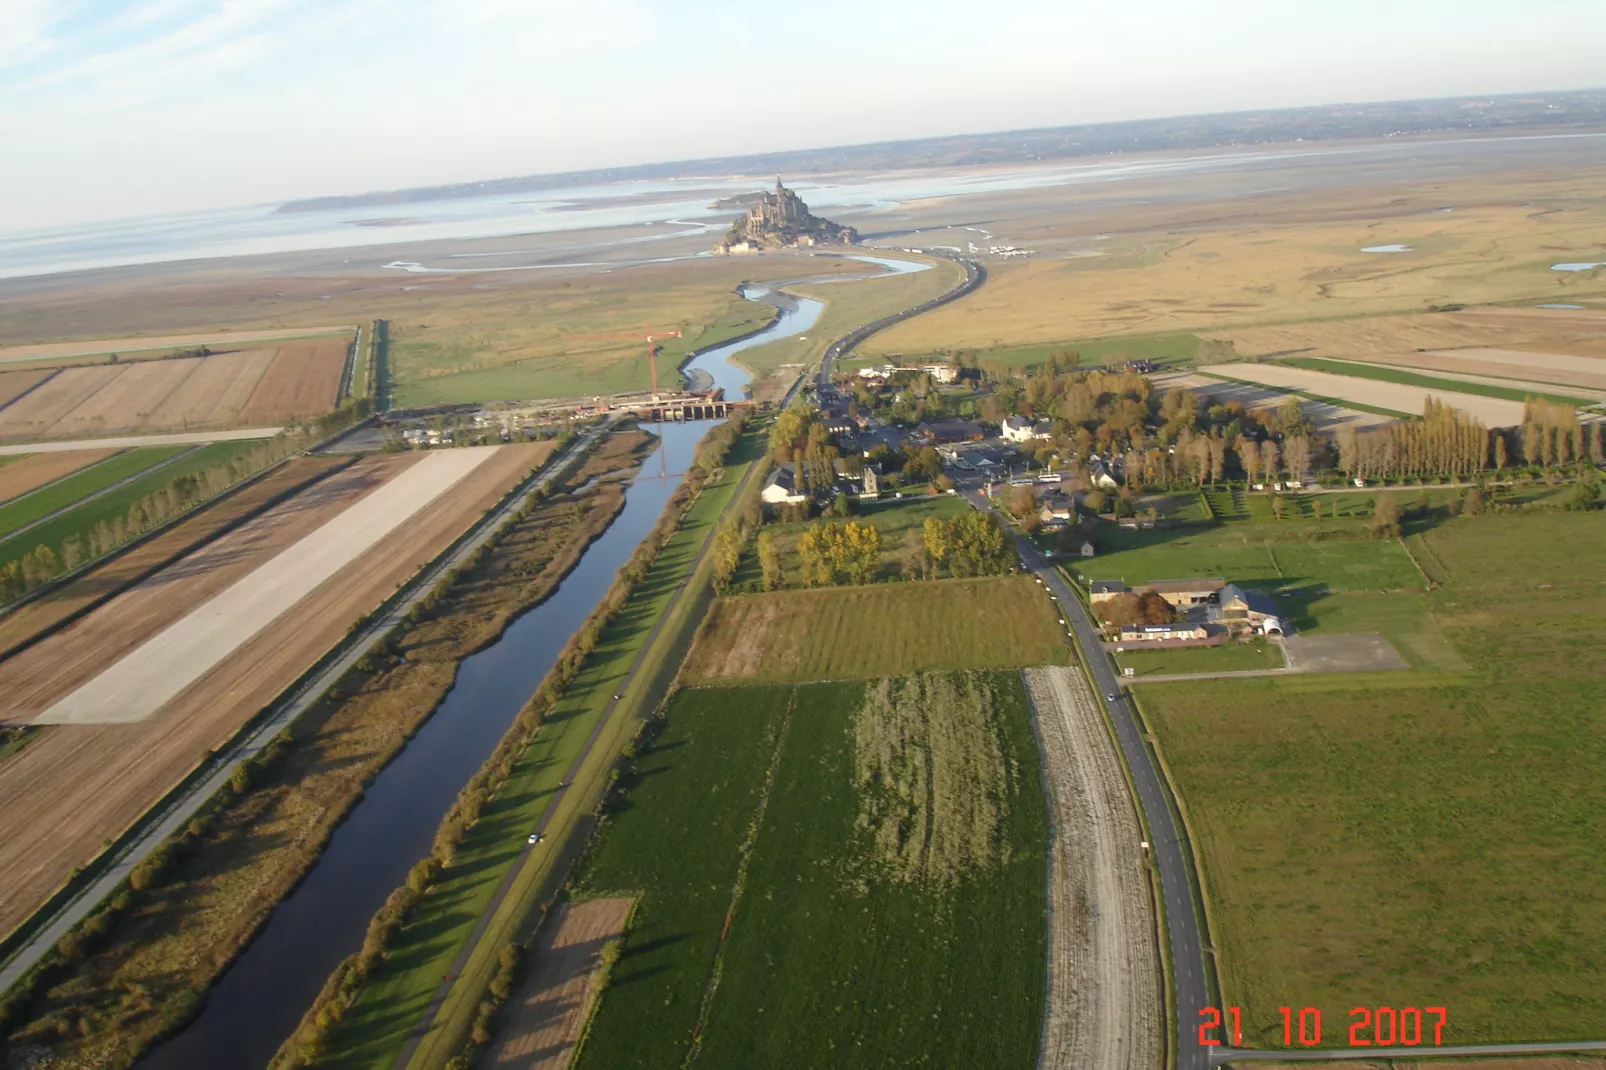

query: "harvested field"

left=1198, top=362, right=1526, bottom=425
left=33, top=447, right=500, bottom=725
left=0, top=455, right=350, bottom=657
left=1360, top=349, right=1606, bottom=395
left=0, top=363, right=125, bottom=440
left=0, top=369, right=55, bottom=408
left=1154, top=372, right=1391, bottom=430
left=491, top=899, right=633, bottom=1069
left=238, top=337, right=347, bottom=423
left=145, top=348, right=277, bottom=427
left=0, top=443, right=548, bottom=940
left=0, top=326, right=354, bottom=364
left=1024, top=665, right=1161, bottom=1070
left=683, top=576, right=1070, bottom=684
left=0, top=449, right=119, bottom=504
left=0, top=428, right=282, bottom=455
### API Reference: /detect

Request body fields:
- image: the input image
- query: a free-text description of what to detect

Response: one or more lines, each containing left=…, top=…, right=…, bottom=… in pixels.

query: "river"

left=136, top=250, right=929, bottom=1069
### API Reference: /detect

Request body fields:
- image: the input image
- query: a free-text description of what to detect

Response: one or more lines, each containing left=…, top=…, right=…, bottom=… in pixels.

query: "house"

left=919, top=363, right=959, bottom=384
left=857, top=364, right=900, bottom=379
left=1001, top=416, right=1053, bottom=443
left=1080, top=540, right=1097, bottom=558
left=1146, top=578, right=1227, bottom=608
left=914, top=419, right=985, bottom=444
left=1088, top=580, right=1130, bottom=603
left=1118, top=622, right=1211, bottom=643
left=1088, top=459, right=1121, bottom=490
left=1218, top=583, right=1284, bottom=635
left=861, top=463, right=882, bottom=496
left=1037, top=489, right=1077, bottom=527
left=760, top=463, right=808, bottom=506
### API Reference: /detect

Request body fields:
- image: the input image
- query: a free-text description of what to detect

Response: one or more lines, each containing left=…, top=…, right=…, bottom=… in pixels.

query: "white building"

left=760, top=463, right=808, bottom=505
left=1002, top=416, right=1053, bottom=443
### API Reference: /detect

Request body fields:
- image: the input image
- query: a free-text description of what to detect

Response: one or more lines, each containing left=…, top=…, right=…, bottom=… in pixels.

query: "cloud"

left=0, top=0, right=63, bottom=68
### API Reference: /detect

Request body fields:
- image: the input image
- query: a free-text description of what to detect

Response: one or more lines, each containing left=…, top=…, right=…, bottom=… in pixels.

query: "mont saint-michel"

left=712, top=178, right=859, bottom=253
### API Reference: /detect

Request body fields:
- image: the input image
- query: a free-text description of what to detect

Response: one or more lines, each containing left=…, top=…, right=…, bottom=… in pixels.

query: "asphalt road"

left=964, top=486, right=1212, bottom=1070
left=0, top=428, right=603, bottom=999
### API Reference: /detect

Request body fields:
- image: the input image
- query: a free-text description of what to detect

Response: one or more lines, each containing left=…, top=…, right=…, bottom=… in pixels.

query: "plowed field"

left=491, top=899, right=633, bottom=1069
left=0, top=449, right=119, bottom=505
left=238, top=337, right=346, bottom=423
left=0, top=327, right=354, bottom=365
left=0, top=443, right=546, bottom=940
left=0, top=369, right=55, bottom=409
left=1198, top=362, right=1525, bottom=425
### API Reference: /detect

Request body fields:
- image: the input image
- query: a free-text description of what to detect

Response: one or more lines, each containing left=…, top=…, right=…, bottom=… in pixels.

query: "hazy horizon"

left=5, top=0, right=1606, bottom=231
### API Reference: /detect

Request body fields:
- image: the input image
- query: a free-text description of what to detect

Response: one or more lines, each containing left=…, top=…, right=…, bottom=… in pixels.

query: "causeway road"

left=965, top=487, right=1212, bottom=1070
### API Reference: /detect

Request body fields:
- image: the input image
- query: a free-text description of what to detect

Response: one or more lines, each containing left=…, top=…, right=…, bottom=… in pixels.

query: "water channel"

left=138, top=251, right=931, bottom=1068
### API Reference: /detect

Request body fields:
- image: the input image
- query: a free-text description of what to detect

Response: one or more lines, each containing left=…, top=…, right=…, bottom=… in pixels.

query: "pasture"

left=1139, top=510, right=1606, bottom=1046
left=0, top=449, right=120, bottom=508
left=683, top=575, right=1070, bottom=684
left=574, top=672, right=1048, bottom=1069
left=0, top=447, right=185, bottom=538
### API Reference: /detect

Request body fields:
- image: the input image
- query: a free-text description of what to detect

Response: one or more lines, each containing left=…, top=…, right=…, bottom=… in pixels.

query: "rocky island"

left=712, top=178, right=858, bottom=253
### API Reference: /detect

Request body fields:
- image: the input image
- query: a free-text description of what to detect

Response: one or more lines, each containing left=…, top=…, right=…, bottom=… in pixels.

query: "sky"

left=2, top=0, right=1604, bottom=231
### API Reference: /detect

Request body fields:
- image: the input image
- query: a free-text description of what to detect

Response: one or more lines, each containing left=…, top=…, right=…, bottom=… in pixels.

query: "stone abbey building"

left=713, top=178, right=858, bottom=253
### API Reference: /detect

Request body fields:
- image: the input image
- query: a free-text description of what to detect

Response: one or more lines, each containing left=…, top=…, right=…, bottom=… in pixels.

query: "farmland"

left=1357, top=348, right=1606, bottom=396
left=1278, top=356, right=1599, bottom=407
left=1138, top=510, right=1606, bottom=1047
left=683, top=575, right=1070, bottom=684
left=0, top=448, right=119, bottom=504
left=1197, top=361, right=1526, bottom=426
left=1, top=440, right=648, bottom=1070
left=1155, top=371, right=1393, bottom=430
left=0, top=326, right=356, bottom=365
left=0, top=337, right=346, bottom=443
left=571, top=672, right=1048, bottom=1069
left=0, top=446, right=185, bottom=538
left=0, top=443, right=548, bottom=940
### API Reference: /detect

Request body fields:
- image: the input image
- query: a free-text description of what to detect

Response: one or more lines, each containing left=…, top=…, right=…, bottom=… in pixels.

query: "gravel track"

left=1024, top=664, right=1162, bottom=1070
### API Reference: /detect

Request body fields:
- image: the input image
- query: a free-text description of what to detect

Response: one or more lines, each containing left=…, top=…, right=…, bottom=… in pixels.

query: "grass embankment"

left=685, top=574, right=1071, bottom=684
left=572, top=671, right=1048, bottom=1068
left=847, top=329, right=1227, bottom=374
left=0, top=447, right=185, bottom=538
left=734, top=254, right=962, bottom=379
left=302, top=426, right=767, bottom=1070
left=1279, top=355, right=1595, bottom=408
left=0, top=437, right=640, bottom=1070
left=1138, top=510, right=1606, bottom=1046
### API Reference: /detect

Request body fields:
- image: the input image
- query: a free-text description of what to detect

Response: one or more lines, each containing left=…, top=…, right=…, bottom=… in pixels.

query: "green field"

left=684, top=576, right=1071, bottom=684
left=576, top=672, right=1048, bottom=1068
left=0, top=441, right=255, bottom=573
left=1072, top=520, right=1424, bottom=593
left=0, top=447, right=184, bottom=537
left=1280, top=356, right=1595, bottom=408
left=313, top=433, right=764, bottom=1069
left=1116, top=637, right=1283, bottom=676
left=734, top=493, right=969, bottom=588
left=850, top=329, right=1228, bottom=374
left=1140, top=510, right=1606, bottom=1047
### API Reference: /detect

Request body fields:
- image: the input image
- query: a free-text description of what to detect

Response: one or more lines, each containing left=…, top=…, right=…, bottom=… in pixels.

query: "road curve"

left=964, top=488, right=1212, bottom=1070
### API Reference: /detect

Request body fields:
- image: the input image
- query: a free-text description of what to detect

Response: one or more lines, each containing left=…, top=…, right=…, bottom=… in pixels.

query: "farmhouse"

left=1002, top=416, right=1053, bottom=443
left=1147, top=578, right=1226, bottom=608
left=1118, top=622, right=1212, bottom=643
left=1218, top=582, right=1284, bottom=635
left=1089, top=580, right=1130, bottom=603
left=761, top=463, right=808, bottom=506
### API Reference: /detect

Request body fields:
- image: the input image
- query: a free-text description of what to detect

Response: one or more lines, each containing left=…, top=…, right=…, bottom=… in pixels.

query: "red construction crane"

left=570, top=328, right=683, bottom=399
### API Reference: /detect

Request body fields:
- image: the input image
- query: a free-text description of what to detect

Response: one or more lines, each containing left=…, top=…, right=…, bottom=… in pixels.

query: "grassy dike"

left=284, top=422, right=767, bottom=1070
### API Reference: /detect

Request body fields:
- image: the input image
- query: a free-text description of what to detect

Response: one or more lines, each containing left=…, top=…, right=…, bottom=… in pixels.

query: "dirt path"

left=490, top=899, right=633, bottom=1069
left=1024, top=665, right=1163, bottom=1070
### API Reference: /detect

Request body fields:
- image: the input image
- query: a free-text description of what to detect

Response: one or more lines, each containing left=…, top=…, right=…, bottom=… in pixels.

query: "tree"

left=922, top=516, right=950, bottom=573
left=1370, top=494, right=1402, bottom=539
left=711, top=526, right=743, bottom=592
left=1260, top=439, right=1281, bottom=484
left=756, top=530, right=781, bottom=590
left=1283, top=435, right=1311, bottom=485
left=1095, top=590, right=1177, bottom=628
left=1007, top=484, right=1038, bottom=521
left=1236, top=439, right=1261, bottom=484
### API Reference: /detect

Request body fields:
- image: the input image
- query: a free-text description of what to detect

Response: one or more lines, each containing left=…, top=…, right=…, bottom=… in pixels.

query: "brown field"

left=0, top=339, right=344, bottom=442
left=0, top=454, right=350, bottom=655
left=491, top=898, right=634, bottom=1069
left=0, top=448, right=119, bottom=504
left=0, top=442, right=549, bottom=939
left=238, top=337, right=348, bottom=423
left=1197, top=362, right=1526, bottom=424
left=0, top=369, right=55, bottom=409
left=0, top=326, right=355, bottom=364
left=1355, top=349, right=1606, bottom=395
left=1153, top=372, right=1391, bottom=430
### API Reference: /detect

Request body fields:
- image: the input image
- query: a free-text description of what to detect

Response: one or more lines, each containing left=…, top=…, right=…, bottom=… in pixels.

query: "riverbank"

left=0, top=432, right=651, bottom=1070
left=289, top=419, right=765, bottom=1070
